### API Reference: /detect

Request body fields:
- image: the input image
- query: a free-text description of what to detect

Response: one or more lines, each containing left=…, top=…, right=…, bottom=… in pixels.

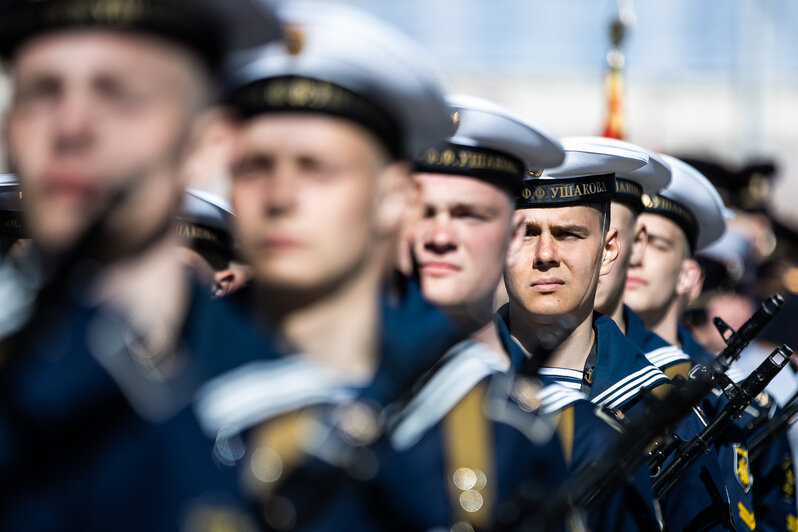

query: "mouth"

left=259, top=235, right=303, bottom=250
left=419, top=261, right=461, bottom=276
left=42, top=173, right=99, bottom=203
left=625, top=276, right=648, bottom=289
left=530, top=278, right=565, bottom=292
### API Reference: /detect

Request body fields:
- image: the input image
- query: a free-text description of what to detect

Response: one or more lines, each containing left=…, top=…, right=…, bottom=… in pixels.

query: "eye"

left=15, top=76, right=60, bottom=107
left=422, top=205, right=436, bottom=219
left=524, top=225, right=539, bottom=237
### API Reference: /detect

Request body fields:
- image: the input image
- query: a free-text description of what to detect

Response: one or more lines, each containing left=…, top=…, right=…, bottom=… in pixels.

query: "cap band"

left=0, top=212, right=24, bottom=236
left=517, top=173, right=615, bottom=209
left=227, top=76, right=404, bottom=160
left=0, top=0, right=225, bottom=68
left=642, top=193, right=699, bottom=253
left=613, top=177, right=644, bottom=212
left=177, top=222, right=233, bottom=256
left=413, top=142, right=524, bottom=193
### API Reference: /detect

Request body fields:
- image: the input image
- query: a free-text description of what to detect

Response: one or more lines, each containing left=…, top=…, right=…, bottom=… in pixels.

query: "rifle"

left=748, top=388, right=798, bottom=463
left=497, top=295, right=786, bottom=531
left=651, top=344, right=793, bottom=496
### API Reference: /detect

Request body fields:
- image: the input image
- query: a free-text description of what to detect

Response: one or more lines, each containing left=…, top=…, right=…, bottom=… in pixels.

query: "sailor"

left=0, top=1, right=282, bottom=530
left=500, top=140, right=670, bottom=414
left=625, top=154, right=795, bottom=531
left=176, top=188, right=250, bottom=298
left=192, top=3, right=463, bottom=529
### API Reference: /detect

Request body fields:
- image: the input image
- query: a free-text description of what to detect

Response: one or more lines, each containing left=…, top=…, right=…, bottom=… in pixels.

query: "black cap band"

left=227, top=76, right=404, bottom=160
left=413, top=142, right=524, bottom=194
left=0, top=0, right=224, bottom=69
left=517, top=173, right=615, bottom=209
left=642, top=193, right=699, bottom=253
left=0, top=212, right=24, bottom=236
left=613, top=177, right=644, bottom=213
left=177, top=222, right=233, bottom=257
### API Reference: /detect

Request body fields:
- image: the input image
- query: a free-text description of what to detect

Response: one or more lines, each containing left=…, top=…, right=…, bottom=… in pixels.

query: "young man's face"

left=231, top=113, right=405, bottom=294
left=412, top=173, right=521, bottom=311
left=594, top=201, right=641, bottom=313
left=505, top=204, right=617, bottom=322
left=6, top=31, right=206, bottom=256
left=624, top=213, right=689, bottom=317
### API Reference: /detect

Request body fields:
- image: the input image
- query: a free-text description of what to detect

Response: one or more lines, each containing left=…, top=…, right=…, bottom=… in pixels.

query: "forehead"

left=237, top=113, right=383, bottom=156
left=12, top=29, right=196, bottom=78
left=415, top=173, right=511, bottom=207
left=639, top=212, right=686, bottom=244
left=517, top=204, right=602, bottom=228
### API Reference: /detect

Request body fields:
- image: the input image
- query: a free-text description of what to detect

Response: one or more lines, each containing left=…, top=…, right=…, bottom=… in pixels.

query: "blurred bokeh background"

left=1, top=0, right=796, bottom=257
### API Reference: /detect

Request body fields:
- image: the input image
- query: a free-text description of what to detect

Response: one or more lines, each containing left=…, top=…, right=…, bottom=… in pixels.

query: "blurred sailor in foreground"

left=0, top=0, right=281, bottom=530
left=177, top=188, right=250, bottom=298
left=193, top=3, right=462, bottom=529
left=625, top=155, right=796, bottom=531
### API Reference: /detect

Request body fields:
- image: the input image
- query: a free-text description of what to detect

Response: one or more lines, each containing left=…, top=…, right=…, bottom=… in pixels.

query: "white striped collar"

left=537, top=382, right=588, bottom=415
left=538, top=367, right=584, bottom=391
left=645, top=345, right=692, bottom=369
left=194, top=356, right=359, bottom=435
left=592, top=365, right=669, bottom=410
left=388, top=339, right=509, bottom=451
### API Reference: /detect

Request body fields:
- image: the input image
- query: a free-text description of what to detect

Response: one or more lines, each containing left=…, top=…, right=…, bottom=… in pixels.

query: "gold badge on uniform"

left=734, top=444, right=753, bottom=494
left=783, top=458, right=795, bottom=502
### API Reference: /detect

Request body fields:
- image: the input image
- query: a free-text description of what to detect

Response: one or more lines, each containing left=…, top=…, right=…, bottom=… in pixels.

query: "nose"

left=53, top=89, right=94, bottom=155
left=534, top=232, right=559, bottom=269
left=264, top=163, right=298, bottom=217
left=422, top=213, right=457, bottom=255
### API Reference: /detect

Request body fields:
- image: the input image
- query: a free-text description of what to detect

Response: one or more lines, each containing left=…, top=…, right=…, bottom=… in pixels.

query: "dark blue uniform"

left=626, top=305, right=746, bottom=531
left=193, top=276, right=466, bottom=531
left=679, top=324, right=777, bottom=532
left=496, top=307, right=662, bottom=531
left=0, top=280, right=270, bottom=532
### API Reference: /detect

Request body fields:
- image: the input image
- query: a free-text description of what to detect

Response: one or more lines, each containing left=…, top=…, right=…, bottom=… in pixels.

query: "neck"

left=444, top=296, right=509, bottom=366
left=607, top=292, right=627, bottom=334
left=260, top=264, right=383, bottom=383
left=508, top=301, right=594, bottom=371
left=641, top=299, right=682, bottom=347
left=92, top=232, right=191, bottom=373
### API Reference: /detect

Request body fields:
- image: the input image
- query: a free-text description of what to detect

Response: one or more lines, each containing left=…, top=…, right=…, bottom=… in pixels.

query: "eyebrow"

left=524, top=221, right=591, bottom=234
left=648, top=234, right=675, bottom=247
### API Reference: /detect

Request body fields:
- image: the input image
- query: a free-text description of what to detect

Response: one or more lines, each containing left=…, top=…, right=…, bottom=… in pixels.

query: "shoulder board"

left=538, top=383, right=588, bottom=415
left=388, top=340, right=509, bottom=451
left=193, top=356, right=358, bottom=435
left=645, top=345, right=692, bottom=369
left=592, top=364, right=670, bottom=410
left=538, top=367, right=583, bottom=390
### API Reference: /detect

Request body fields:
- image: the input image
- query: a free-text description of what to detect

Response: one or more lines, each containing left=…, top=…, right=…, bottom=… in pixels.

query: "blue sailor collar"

left=588, top=313, right=670, bottom=411
left=623, top=305, right=691, bottom=371
left=194, top=275, right=463, bottom=435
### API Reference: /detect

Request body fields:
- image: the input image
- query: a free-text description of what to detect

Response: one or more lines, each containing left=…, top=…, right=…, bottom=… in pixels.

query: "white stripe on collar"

left=538, top=383, right=588, bottom=415
left=194, top=357, right=358, bottom=436
left=388, top=339, right=509, bottom=451
left=645, top=346, right=691, bottom=368
left=593, top=365, right=668, bottom=406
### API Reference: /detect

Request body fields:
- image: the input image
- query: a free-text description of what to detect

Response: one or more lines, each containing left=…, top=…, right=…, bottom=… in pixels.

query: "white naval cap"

left=177, top=188, right=235, bottom=257
left=562, top=136, right=671, bottom=212
left=643, top=154, right=728, bottom=253
left=413, top=94, right=564, bottom=193
left=517, top=139, right=647, bottom=209
left=221, top=1, right=452, bottom=161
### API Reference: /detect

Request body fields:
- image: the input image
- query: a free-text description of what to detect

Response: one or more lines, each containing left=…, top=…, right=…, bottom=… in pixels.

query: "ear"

left=180, top=107, right=240, bottom=196
left=630, top=219, right=648, bottom=266
left=374, top=161, right=413, bottom=237
left=599, top=226, right=620, bottom=276
left=505, top=210, right=526, bottom=269
left=676, top=258, right=705, bottom=302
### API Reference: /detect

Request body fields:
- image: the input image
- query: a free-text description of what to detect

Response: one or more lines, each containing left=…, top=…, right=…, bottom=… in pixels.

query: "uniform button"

left=453, top=467, right=477, bottom=490
left=459, top=489, right=484, bottom=512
